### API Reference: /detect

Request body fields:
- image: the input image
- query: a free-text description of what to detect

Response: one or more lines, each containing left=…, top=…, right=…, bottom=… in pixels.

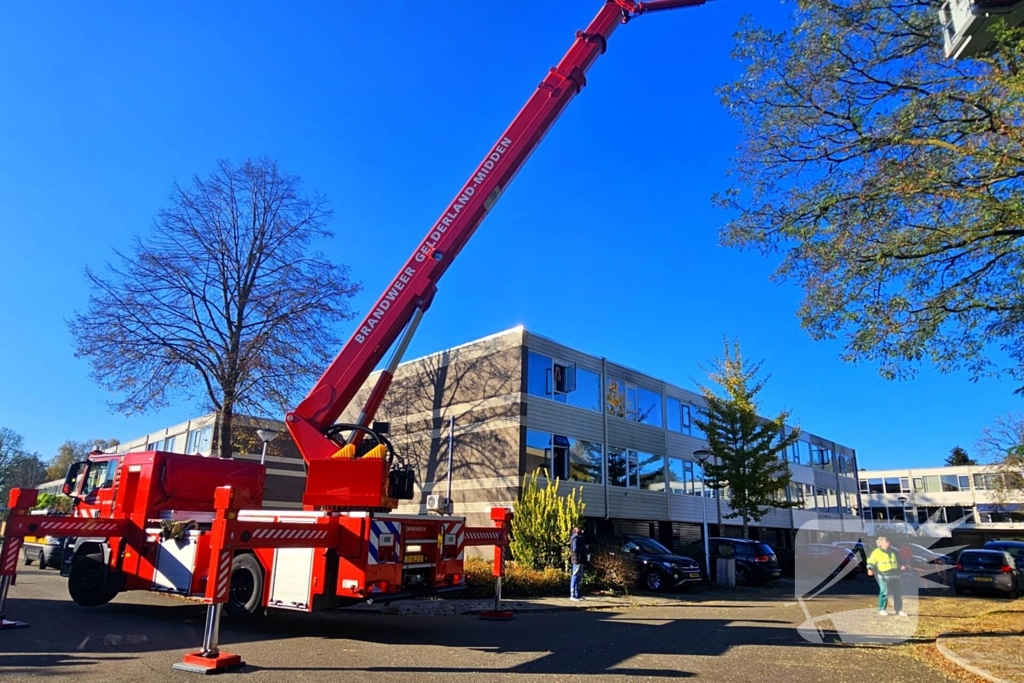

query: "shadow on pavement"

left=0, top=590, right=840, bottom=678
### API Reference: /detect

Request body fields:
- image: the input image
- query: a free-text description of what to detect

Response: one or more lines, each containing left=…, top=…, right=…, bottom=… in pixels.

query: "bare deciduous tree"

left=68, top=157, right=361, bottom=459
left=974, top=412, right=1024, bottom=502
left=0, top=427, right=47, bottom=504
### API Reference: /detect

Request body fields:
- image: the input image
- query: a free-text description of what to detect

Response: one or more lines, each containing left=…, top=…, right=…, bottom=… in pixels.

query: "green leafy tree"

left=714, top=0, right=1024, bottom=393
left=46, top=438, right=120, bottom=480
left=510, top=469, right=585, bottom=571
left=945, top=446, right=977, bottom=467
left=692, top=338, right=800, bottom=539
left=67, top=157, right=362, bottom=459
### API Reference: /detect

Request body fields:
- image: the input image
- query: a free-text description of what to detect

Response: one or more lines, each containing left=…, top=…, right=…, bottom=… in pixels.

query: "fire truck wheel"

left=68, top=552, right=118, bottom=607
left=225, top=553, right=263, bottom=617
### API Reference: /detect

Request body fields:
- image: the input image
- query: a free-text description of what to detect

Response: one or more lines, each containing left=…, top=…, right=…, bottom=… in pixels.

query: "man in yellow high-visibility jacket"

left=866, top=536, right=908, bottom=617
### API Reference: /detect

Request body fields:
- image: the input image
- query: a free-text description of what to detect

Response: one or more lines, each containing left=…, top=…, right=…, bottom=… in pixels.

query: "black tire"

left=642, top=568, right=665, bottom=592
left=37, top=550, right=46, bottom=569
left=68, top=552, right=118, bottom=607
left=736, top=565, right=751, bottom=586
left=225, top=553, right=264, bottom=617
left=954, top=585, right=964, bottom=596
left=23, top=549, right=33, bottom=566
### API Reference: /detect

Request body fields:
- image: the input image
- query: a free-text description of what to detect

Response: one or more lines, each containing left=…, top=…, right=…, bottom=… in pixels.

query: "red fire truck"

left=0, top=0, right=706, bottom=673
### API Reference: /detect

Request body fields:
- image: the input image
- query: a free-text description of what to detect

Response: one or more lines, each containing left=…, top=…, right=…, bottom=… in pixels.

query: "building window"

left=900, top=477, right=911, bottom=493
left=860, top=479, right=869, bottom=494
left=666, top=397, right=692, bottom=436
left=527, top=351, right=601, bottom=412
left=568, top=438, right=603, bottom=484
left=810, top=446, right=835, bottom=471
left=525, top=429, right=602, bottom=485
left=787, top=483, right=805, bottom=509
left=605, top=378, right=663, bottom=426
left=668, top=458, right=708, bottom=496
left=940, top=474, right=960, bottom=492
left=913, top=477, right=923, bottom=491
left=868, top=478, right=884, bottom=494
left=668, top=457, right=687, bottom=494
left=525, top=429, right=551, bottom=477
left=607, top=447, right=633, bottom=488
left=186, top=425, right=213, bottom=455
left=637, top=451, right=665, bottom=491
left=958, top=475, right=971, bottom=490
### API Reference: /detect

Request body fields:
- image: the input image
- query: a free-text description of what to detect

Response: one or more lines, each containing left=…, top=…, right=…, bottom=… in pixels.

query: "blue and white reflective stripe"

left=368, top=520, right=401, bottom=565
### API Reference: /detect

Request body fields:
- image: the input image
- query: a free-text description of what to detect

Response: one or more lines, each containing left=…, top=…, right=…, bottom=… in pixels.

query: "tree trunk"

left=218, top=406, right=233, bottom=459
left=742, top=518, right=749, bottom=540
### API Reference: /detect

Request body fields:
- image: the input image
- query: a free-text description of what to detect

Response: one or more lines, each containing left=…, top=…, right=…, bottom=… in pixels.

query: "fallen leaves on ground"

left=892, top=592, right=1024, bottom=683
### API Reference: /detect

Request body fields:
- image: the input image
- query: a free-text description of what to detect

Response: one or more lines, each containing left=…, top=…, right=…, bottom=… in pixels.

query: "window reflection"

left=525, top=429, right=602, bottom=484
left=526, top=350, right=601, bottom=413
left=605, top=377, right=663, bottom=426
left=637, top=451, right=664, bottom=490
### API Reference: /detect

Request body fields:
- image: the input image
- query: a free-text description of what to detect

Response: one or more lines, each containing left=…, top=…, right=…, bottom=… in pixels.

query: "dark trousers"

left=875, top=572, right=903, bottom=612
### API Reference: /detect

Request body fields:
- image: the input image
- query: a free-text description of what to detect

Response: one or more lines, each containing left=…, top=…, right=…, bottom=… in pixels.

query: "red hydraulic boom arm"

left=287, top=0, right=706, bottom=509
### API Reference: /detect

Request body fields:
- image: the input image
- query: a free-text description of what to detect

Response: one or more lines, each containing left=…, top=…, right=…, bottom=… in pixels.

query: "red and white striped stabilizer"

left=462, top=527, right=506, bottom=546
left=0, top=537, right=23, bottom=577
left=212, top=551, right=233, bottom=603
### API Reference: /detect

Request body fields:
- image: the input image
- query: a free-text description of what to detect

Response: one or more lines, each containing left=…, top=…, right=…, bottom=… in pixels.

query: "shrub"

left=587, top=546, right=639, bottom=593
left=33, top=492, right=73, bottom=515
left=461, top=556, right=570, bottom=598
left=509, top=469, right=585, bottom=572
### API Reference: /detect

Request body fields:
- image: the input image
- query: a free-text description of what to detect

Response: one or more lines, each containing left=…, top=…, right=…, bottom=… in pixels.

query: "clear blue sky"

left=0, top=1, right=1015, bottom=470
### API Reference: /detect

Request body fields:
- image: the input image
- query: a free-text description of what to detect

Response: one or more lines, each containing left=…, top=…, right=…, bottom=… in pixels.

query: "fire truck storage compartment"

left=269, top=547, right=316, bottom=611
left=150, top=529, right=202, bottom=594
left=239, top=510, right=326, bottom=612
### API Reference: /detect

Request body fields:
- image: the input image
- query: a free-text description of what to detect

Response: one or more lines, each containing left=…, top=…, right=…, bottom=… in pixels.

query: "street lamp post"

left=694, top=449, right=712, bottom=582
left=898, top=495, right=909, bottom=532
left=256, top=429, right=279, bottom=466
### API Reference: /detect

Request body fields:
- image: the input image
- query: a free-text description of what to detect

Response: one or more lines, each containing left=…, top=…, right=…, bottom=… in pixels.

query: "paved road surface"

left=0, top=565, right=954, bottom=682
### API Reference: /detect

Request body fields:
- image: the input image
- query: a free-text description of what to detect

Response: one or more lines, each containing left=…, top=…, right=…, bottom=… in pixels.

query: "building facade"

left=114, top=327, right=861, bottom=553
left=344, top=327, right=861, bottom=551
left=857, top=465, right=1024, bottom=547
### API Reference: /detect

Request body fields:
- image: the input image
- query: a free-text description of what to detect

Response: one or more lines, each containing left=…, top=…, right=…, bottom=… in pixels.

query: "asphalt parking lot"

left=0, top=565, right=957, bottom=682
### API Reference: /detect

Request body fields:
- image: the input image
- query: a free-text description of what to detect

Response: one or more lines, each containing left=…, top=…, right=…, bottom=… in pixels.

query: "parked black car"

left=954, top=549, right=1022, bottom=598
left=708, top=537, right=782, bottom=585
left=983, top=539, right=1024, bottom=563
left=596, top=535, right=702, bottom=592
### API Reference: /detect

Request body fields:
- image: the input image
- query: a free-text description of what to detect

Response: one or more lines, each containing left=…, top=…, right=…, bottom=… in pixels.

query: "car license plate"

left=772, top=571, right=781, bottom=576
left=688, top=573, right=700, bottom=579
left=405, top=554, right=425, bottom=564
left=973, top=576, right=994, bottom=582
